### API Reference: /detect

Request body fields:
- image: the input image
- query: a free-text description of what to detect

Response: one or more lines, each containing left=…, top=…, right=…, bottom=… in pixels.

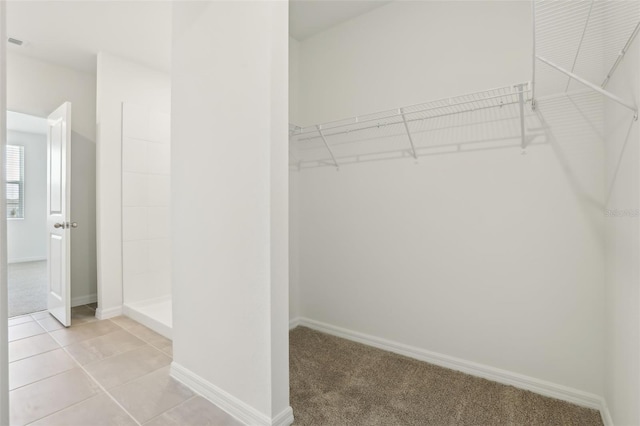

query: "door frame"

left=1, top=1, right=11, bottom=424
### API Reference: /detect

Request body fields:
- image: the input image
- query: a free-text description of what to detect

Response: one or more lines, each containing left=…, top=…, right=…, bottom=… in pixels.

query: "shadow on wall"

left=290, top=89, right=614, bottom=242
left=70, top=130, right=98, bottom=303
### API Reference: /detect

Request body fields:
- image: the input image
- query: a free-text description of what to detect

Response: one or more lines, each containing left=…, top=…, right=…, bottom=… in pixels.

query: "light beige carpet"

left=8, top=261, right=47, bottom=317
left=290, top=327, right=602, bottom=426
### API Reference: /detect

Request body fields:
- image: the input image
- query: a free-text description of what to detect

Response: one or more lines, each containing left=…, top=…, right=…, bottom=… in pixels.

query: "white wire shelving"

left=290, top=0, right=640, bottom=171
left=290, top=83, right=534, bottom=170
left=533, top=0, right=640, bottom=116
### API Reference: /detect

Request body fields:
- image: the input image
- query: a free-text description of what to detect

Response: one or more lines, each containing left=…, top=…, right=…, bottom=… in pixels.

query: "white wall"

left=7, top=52, right=95, bottom=141
left=95, top=52, right=170, bottom=318
left=6, top=130, right=46, bottom=263
left=121, top=103, right=171, bottom=304
left=171, top=2, right=291, bottom=424
left=289, top=36, right=300, bottom=321
left=291, top=0, right=605, bottom=397
left=7, top=52, right=98, bottom=304
left=603, top=25, right=640, bottom=426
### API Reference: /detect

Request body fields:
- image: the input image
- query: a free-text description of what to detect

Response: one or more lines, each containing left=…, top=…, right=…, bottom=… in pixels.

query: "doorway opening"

left=6, top=111, right=48, bottom=318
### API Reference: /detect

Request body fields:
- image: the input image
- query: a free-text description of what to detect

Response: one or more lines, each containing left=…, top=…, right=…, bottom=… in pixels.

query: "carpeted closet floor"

left=289, top=327, right=602, bottom=426
left=8, top=261, right=47, bottom=317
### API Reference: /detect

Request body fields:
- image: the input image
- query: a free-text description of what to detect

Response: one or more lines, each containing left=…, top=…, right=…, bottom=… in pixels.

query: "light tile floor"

left=9, top=305, right=243, bottom=426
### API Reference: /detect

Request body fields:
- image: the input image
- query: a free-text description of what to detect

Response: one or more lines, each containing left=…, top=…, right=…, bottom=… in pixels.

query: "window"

left=6, top=145, right=24, bottom=219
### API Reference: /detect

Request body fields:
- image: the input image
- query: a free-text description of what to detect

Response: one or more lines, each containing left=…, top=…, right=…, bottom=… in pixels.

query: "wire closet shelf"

left=291, top=1, right=640, bottom=171
left=290, top=83, right=531, bottom=170
left=532, top=0, right=640, bottom=115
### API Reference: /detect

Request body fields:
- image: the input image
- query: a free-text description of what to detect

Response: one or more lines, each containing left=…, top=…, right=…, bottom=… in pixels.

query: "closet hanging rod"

left=537, top=56, right=637, bottom=115
left=292, top=84, right=531, bottom=138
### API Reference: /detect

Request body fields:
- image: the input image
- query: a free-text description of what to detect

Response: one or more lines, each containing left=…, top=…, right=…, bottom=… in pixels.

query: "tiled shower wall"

left=121, top=103, right=171, bottom=304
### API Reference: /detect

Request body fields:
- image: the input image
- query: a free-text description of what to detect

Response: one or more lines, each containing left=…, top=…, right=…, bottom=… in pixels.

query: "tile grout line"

left=56, top=344, right=143, bottom=426
left=142, top=394, right=198, bottom=425
left=41, top=312, right=143, bottom=426
left=13, top=307, right=175, bottom=426
left=9, top=346, right=61, bottom=365
left=11, top=306, right=138, bottom=426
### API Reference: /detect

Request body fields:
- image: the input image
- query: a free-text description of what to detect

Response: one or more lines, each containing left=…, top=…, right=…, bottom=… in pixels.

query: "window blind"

left=6, top=145, right=24, bottom=219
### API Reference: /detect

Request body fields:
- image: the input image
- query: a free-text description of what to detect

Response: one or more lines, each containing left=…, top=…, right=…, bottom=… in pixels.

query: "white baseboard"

left=296, top=317, right=604, bottom=412
left=289, top=317, right=301, bottom=330
left=8, top=257, right=46, bottom=264
left=95, top=305, right=122, bottom=320
left=600, top=399, right=614, bottom=426
left=272, top=406, right=294, bottom=426
left=71, top=294, right=97, bottom=308
left=123, top=303, right=172, bottom=339
left=170, top=362, right=294, bottom=426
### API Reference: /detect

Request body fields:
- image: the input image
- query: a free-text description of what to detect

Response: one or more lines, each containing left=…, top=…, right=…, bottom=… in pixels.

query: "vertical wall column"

left=0, top=2, right=10, bottom=423
left=170, top=1, right=291, bottom=425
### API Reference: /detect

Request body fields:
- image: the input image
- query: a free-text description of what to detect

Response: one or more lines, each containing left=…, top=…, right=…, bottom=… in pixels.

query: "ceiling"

left=6, top=1, right=172, bottom=73
left=6, top=1, right=389, bottom=74
left=7, top=111, right=48, bottom=135
left=290, top=0, right=391, bottom=41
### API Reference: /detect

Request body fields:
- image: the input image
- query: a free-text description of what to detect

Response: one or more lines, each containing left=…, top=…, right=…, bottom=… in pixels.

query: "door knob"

left=54, top=223, right=64, bottom=229
left=71, top=222, right=78, bottom=228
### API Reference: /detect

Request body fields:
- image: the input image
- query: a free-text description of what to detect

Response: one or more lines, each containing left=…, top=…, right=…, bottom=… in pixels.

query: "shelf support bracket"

left=537, top=56, right=638, bottom=117
left=399, top=108, right=418, bottom=159
left=316, top=125, right=340, bottom=170
left=516, top=84, right=526, bottom=150
left=565, top=0, right=595, bottom=92
left=602, top=20, right=640, bottom=89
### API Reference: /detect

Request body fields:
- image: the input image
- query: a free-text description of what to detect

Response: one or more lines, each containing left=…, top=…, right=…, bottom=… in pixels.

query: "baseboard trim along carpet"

left=294, top=317, right=605, bottom=413
left=71, top=293, right=97, bottom=307
left=600, top=400, right=614, bottom=426
left=170, top=362, right=294, bottom=426
left=289, top=317, right=301, bottom=330
left=95, top=305, right=122, bottom=320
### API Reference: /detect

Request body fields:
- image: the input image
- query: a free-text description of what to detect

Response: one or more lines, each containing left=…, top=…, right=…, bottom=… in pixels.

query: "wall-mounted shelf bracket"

left=399, top=108, right=418, bottom=159
left=602, top=21, right=640, bottom=89
left=564, top=0, right=595, bottom=92
left=316, top=125, right=340, bottom=170
left=515, top=83, right=527, bottom=150
left=537, top=56, right=638, bottom=118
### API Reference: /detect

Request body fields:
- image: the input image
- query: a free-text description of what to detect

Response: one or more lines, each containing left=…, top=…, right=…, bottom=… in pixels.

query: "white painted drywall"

left=95, top=52, right=170, bottom=318
left=172, top=1, right=290, bottom=422
left=292, top=1, right=605, bottom=396
left=0, top=5, right=9, bottom=423
left=289, top=36, right=301, bottom=321
left=7, top=52, right=96, bottom=141
left=603, top=24, right=640, bottom=426
left=121, top=102, right=171, bottom=304
left=6, top=130, right=46, bottom=263
left=289, top=37, right=300, bottom=125
left=6, top=53, right=98, bottom=304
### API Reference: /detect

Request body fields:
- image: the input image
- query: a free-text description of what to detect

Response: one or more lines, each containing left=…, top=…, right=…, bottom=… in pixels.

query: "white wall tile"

left=147, top=175, right=171, bottom=207
left=123, top=273, right=150, bottom=304
left=123, top=240, right=149, bottom=276
left=122, top=138, right=148, bottom=173
left=148, top=271, right=172, bottom=298
left=122, top=173, right=149, bottom=207
left=147, top=208, right=170, bottom=239
left=122, top=103, right=150, bottom=141
left=149, top=111, right=171, bottom=144
left=147, top=142, right=170, bottom=175
left=123, top=207, right=148, bottom=241
left=122, top=102, right=172, bottom=305
left=148, top=239, right=171, bottom=273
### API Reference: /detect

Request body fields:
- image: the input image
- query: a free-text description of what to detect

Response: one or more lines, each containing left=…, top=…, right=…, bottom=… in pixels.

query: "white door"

left=46, top=102, right=72, bottom=327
